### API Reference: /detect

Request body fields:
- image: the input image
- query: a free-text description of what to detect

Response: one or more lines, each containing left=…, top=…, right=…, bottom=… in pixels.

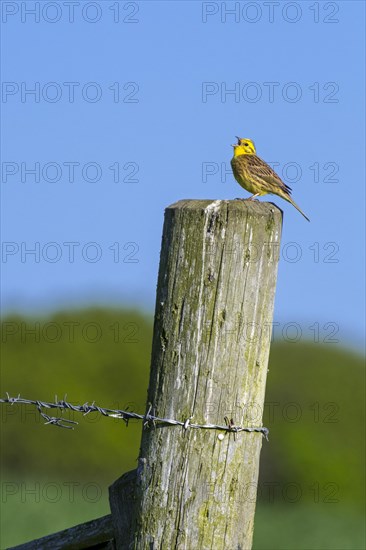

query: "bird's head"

left=232, top=137, right=256, bottom=156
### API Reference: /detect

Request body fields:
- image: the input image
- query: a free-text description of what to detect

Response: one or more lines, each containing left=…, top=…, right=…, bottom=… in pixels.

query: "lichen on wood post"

left=130, top=200, right=282, bottom=549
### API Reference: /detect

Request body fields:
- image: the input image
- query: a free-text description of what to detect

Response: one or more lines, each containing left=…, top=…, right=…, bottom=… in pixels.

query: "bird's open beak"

left=235, top=136, right=241, bottom=143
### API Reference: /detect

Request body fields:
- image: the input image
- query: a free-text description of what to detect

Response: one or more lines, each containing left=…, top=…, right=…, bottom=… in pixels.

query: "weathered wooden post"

left=110, top=199, right=282, bottom=549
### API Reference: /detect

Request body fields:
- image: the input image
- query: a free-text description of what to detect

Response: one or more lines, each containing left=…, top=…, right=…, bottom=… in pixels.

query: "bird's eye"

left=244, top=142, right=249, bottom=146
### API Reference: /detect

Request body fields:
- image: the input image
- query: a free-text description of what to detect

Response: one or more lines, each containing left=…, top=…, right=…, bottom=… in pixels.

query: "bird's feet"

left=235, top=197, right=259, bottom=201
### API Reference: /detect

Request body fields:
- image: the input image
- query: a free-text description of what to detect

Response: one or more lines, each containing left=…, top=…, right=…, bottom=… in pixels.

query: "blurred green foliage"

left=260, top=341, right=365, bottom=507
left=0, top=308, right=365, bottom=548
left=253, top=504, right=365, bottom=550
left=1, top=308, right=153, bottom=482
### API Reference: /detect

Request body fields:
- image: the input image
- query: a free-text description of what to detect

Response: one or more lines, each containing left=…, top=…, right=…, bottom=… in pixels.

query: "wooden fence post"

left=111, top=199, right=282, bottom=549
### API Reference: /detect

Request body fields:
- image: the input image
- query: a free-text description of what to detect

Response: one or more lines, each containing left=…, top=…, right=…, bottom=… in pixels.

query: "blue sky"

left=1, top=1, right=365, bottom=349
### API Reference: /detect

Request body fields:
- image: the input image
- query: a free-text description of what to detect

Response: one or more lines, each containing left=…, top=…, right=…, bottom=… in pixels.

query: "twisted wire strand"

left=0, top=393, right=269, bottom=439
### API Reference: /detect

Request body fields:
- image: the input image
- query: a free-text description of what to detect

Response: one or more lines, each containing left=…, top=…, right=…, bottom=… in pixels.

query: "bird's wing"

left=248, top=155, right=292, bottom=195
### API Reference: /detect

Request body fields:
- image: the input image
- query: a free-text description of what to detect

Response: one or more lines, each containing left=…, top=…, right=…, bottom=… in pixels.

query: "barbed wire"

left=0, top=394, right=269, bottom=440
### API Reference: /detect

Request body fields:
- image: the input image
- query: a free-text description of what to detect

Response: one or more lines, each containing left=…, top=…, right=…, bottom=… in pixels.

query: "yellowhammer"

left=231, top=137, right=310, bottom=221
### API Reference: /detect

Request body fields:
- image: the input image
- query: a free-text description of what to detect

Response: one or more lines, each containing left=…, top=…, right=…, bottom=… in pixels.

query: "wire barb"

left=0, top=394, right=269, bottom=439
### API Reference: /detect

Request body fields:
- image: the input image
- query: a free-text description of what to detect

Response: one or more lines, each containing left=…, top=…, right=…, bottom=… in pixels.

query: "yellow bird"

left=231, top=137, right=310, bottom=221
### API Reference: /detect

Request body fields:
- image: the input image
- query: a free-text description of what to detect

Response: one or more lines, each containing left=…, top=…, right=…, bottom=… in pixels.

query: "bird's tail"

left=283, top=194, right=310, bottom=222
